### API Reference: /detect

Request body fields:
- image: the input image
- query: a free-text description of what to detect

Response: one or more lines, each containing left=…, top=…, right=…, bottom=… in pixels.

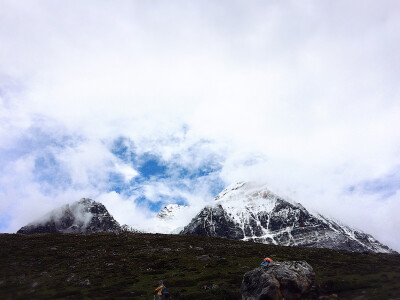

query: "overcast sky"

left=1, top=0, right=399, bottom=251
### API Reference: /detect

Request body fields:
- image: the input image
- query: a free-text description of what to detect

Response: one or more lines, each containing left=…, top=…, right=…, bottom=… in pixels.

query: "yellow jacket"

left=155, top=285, right=163, bottom=296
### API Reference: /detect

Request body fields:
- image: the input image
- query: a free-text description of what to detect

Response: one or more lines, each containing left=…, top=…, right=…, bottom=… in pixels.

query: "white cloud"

left=1, top=1, right=400, bottom=251
left=114, top=163, right=139, bottom=182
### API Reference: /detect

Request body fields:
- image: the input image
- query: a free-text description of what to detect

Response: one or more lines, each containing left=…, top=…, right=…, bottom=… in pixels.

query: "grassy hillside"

left=1, top=233, right=400, bottom=299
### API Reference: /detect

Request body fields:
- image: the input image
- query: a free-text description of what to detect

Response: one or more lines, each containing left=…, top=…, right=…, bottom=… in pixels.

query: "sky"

left=1, top=0, right=400, bottom=251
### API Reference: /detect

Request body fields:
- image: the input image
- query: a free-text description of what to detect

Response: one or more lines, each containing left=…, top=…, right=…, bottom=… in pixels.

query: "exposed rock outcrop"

left=181, top=182, right=396, bottom=253
left=17, top=198, right=121, bottom=234
left=241, top=261, right=315, bottom=300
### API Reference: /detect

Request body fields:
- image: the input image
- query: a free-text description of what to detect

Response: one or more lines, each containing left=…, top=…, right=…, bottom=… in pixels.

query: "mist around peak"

left=17, top=198, right=120, bottom=234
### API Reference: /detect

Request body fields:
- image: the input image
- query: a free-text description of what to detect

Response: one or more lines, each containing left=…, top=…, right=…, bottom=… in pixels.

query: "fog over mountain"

left=1, top=1, right=399, bottom=252
left=17, top=184, right=395, bottom=254
left=17, top=198, right=121, bottom=234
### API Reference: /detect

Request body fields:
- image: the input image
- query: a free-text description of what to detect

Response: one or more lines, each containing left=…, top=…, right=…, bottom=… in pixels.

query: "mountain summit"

left=156, top=204, right=188, bottom=220
left=16, top=183, right=396, bottom=253
left=181, top=182, right=395, bottom=253
left=17, top=198, right=121, bottom=234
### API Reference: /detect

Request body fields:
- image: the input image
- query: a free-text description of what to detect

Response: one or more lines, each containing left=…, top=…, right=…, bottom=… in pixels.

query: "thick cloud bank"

left=0, top=1, right=399, bottom=251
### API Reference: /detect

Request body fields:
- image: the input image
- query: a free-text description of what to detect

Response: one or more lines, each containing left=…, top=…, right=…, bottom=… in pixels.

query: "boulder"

left=241, top=261, right=315, bottom=300
left=196, top=254, right=211, bottom=261
left=79, top=279, right=90, bottom=286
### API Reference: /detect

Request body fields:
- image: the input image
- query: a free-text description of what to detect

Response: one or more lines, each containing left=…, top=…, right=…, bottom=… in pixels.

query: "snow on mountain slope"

left=135, top=204, right=199, bottom=234
left=157, top=204, right=189, bottom=221
left=181, top=182, right=396, bottom=253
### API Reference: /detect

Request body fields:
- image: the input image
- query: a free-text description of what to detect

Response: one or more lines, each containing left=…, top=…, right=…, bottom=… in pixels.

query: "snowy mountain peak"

left=17, top=198, right=121, bottom=234
left=216, top=181, right=302, bottom=206
left=77, top=198, right=96, bottom=206
left=212, top=181, right=306, bottom=227
left=182, top=182, right=396, bottom=254
left=157, top=204, right=188, bottom=220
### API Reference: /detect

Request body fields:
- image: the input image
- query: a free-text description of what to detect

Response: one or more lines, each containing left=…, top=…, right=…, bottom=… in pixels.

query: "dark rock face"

left=241, top=261, right=315, bottom=300
left=17, top=198, right=121, bottom=234
left=181, top=205, right=245, bottom=240
left=181, top=182, right=396, bottom=253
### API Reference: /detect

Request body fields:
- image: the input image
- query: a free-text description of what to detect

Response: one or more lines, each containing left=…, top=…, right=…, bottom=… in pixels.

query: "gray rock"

left=196, top=255, right=211, bottom=260
left=66, top=274, right=75, bottom=282
left=241, top=261, right=315, bottom=300
left=79, top=279, right=90, bottom=286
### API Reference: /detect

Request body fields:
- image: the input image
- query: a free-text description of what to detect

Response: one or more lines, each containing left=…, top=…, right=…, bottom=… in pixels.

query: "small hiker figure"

left=154, top=280, right=170, bottom=299
left=260, top=257, right=274, bottom=266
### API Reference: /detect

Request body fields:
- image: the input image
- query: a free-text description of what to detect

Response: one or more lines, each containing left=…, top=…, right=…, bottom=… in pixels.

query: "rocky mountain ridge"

left=17, top=183, right=396, bottom=254
left=17, top=198, right=122, bottom=234
left=181, top=182, right=396, bottom=254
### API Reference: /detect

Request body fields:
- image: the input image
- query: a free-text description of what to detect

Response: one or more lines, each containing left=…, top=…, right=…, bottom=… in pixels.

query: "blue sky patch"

left=138, top=154, right=168, bottom=179
left=111, top=136, right=136, bottom=163
left=33, top=153, right=71, bottom=191
left=106, top=136, right=226, bottom=210
left=110, top=137, right=169, bottom=179
left=348, top=166, right=400, bottom=199
left=0, top=123, right=79, bottom=169
left=106, top=172, right=128, bottom=194
left=0, top=213, right=11, bottom=231
left=136, top=194, right=188, bottom=212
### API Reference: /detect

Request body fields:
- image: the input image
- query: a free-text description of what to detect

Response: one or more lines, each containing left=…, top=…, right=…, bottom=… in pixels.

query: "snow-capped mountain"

left=16, top=184, right=396, bottom=254
left=152, top=204, right=197, bottom=234
left=157, top=204, right=188, bottom=220
left=181, top=182, right=396, bottom=253
left=17, top=198, right=122, bottom=234
left=120, top=224, right=142, bottom=233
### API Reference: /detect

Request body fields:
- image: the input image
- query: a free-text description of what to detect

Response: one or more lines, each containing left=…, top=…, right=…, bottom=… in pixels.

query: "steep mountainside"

left=17, top=198, right=121, bottom=234
left=181, top=182, right=395, bottom=253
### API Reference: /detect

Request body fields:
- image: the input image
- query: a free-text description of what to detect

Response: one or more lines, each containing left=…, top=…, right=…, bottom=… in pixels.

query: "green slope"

left=1, top=233, right=399, bottom=299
